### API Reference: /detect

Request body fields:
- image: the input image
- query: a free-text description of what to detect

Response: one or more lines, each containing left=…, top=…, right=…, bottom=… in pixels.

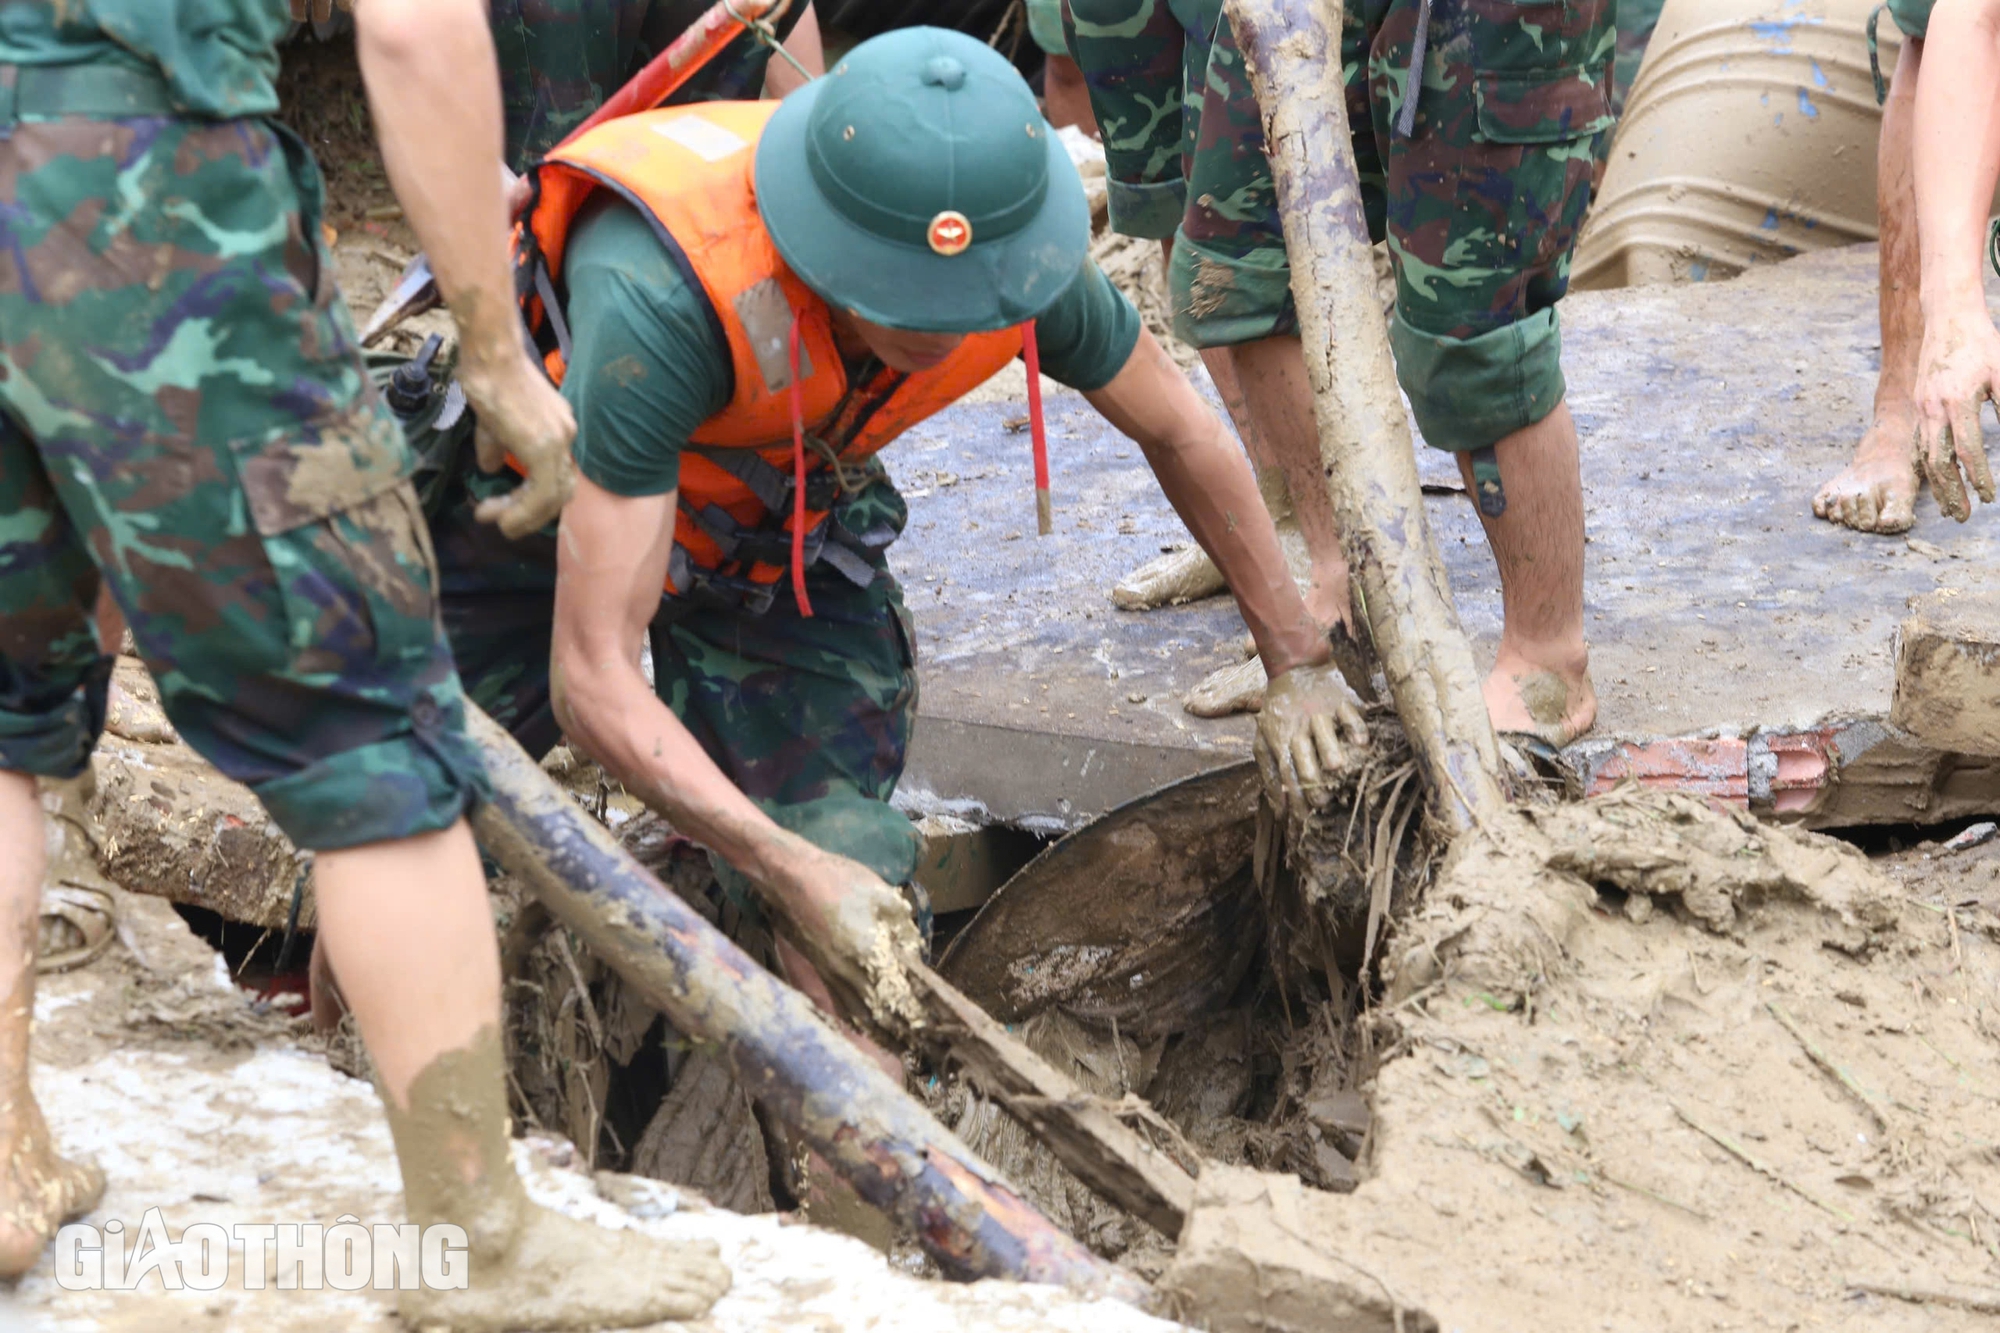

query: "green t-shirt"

left=0, top=1, right=284, bottom=119
left=563, top=197, right=1142, bottom=499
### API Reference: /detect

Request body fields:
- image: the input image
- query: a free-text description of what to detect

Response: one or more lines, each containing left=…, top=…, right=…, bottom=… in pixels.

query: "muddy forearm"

left=1913, top=0, right=2000, bottom=320
left=354, top=0, right=522, bottom=378
left=549, top=650, right=823, bottom=906
left=1089, top=333, right=1328, bottom=676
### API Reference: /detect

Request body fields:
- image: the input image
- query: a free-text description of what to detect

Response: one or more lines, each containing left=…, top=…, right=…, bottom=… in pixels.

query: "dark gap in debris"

left=172, top=903, right=312, bottom=1015
left=1821, top=816, right=1998, bottom=858
left=598, top=1012, right=671, bottom=1168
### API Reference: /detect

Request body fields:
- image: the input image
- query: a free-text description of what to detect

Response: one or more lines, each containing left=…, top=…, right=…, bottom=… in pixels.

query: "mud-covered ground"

left=1323, top=821, right=2000, bottom=1331
left=3, top=886, right=1181, bottom=1333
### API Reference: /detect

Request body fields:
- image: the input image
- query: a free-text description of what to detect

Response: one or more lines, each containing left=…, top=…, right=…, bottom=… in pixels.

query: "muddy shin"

left=1225, top=0, right=1509, bottom=831
left=463, top=708, right=1157, bottom=1307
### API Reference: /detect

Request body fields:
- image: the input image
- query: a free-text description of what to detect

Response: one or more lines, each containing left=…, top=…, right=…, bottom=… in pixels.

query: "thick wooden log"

left=463, top=707, right=1156, bottom=1307
left=1225, top=0, right=1509, bottom=832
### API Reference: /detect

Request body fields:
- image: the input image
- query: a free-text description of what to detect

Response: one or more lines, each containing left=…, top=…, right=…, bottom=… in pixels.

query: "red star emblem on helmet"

left=927, top=210, right=972, bottom=257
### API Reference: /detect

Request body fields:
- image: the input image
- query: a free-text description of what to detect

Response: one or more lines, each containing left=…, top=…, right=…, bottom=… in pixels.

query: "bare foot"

left=1813, top=406, right=1922, bottom=533
left=1114, top=524, right=1316, bottom=611
left=1112, top=543, right=1228, bottom=610
left=385, top=1029, right=730, bottom=1330
left=1484, top=656, right=1597, bottom=747
left=397, top=1201, right=731, bottom=1331
left=0, top=1087, right=105, bottom=1277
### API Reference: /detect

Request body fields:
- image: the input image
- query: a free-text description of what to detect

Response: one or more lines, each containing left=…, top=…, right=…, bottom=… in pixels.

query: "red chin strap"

left=1021, top=321, right=1052, bottom=536
left=787, top=314, right=814, bottom=619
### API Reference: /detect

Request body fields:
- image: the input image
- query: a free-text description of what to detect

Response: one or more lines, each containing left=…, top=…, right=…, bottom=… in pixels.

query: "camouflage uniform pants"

left=1067, top=0, right=1616, bottom=452
left=492, top=0, right=800, bottom=173
left=1612, top=0, right=1666, bottom=112
left=415, top=418, right=924, bottom=907
left=0, top=75, right=487, bottom=851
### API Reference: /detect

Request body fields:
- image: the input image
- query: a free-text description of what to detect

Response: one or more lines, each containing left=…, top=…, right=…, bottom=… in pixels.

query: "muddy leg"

left=314, top=821, right=730, bottom=1330
left=1456, top=402, right=1596, bottom=746
left=1814, top=38, right=1924, bottom=534
left=1042, top=54, right=1100, bottom=136
left=1229, top=334, right=1351, bottom=633
left=1182, top=336, right=1356, bottom=715
left=0, top=772, right=104, bottom=1278
left=1116, top=243, right=1339, bottom=618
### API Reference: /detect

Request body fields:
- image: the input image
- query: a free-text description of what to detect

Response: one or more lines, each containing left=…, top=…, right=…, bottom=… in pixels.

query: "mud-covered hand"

left=290, top=0, right=351, bottom=21
left=1254, top=659, right=1368, bottom=817
left=781, top=850, right=927, bottom=1035
left=463, top=352, right=578, bottom=539
left=1916, top=309, right=2000, bottom=521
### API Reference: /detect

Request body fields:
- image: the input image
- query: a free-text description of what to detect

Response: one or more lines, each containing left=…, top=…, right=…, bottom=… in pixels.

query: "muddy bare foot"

left=396, top=1203, right=731, bottom=1332
left=1484, top=659, right=1596, bottom=747
left=1185, top=655, right=1268, bottom=717
left=1115, top=523, right=1315, bottom=611
left=1113, top=543, right=1228, bottom=610
left=1813, top=407, right=1922, bottom=533
left=386, top=1028, right=730, bottom=1330
left=0, top=1089, right=105, bottom=1278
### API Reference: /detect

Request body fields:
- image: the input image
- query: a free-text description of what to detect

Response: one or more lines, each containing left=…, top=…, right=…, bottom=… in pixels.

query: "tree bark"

left=1224, top=0, right=1509, bottom=833
left=465, top=707, right=1157, bottom=1307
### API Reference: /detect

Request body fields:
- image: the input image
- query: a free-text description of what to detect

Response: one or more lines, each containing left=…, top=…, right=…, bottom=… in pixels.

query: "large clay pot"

left=1574, top=0, right=1900, bottom=288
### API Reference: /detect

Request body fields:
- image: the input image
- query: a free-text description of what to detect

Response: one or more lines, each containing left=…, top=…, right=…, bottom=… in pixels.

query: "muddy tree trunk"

left=464, top=708, right=1156, bottom=1308
left=1225, top=0, right=1508, bottom=834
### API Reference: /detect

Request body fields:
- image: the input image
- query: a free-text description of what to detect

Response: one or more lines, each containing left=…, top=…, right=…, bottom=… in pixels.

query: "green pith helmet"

left=755, top=27, right=1090, bottom=334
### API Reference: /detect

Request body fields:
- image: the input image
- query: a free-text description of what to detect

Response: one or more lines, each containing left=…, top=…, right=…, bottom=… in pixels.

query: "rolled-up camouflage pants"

left=1067, top=0, right=1616, bottom=453
left=420, top=437, right=925, bottom=908
left=0, top=84, right=486, bottom=851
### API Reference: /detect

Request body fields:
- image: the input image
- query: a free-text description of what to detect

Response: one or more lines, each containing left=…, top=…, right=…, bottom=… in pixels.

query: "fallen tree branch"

left=1672, top=1103, right=1855, bottom=1223
left=1765, top=1002, right=1896, bottom=1140
left=1848, top=1280, right=2000, bottom=1314
left=906, top=967, right=1198, bottom=1238
left=1225, top=0, right=1507, bottom=836
left=464, top=707, right=1155, bottom=1307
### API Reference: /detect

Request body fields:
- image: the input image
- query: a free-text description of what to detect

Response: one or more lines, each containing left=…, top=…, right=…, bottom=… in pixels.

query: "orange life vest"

left=516, top=100, right=1035, bottom=616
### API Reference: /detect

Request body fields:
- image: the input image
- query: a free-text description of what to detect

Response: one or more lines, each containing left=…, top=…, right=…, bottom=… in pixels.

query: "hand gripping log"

left=1223, top=0, right=1511, bottom=833
left=463, top=707, right=1159, bottom=1308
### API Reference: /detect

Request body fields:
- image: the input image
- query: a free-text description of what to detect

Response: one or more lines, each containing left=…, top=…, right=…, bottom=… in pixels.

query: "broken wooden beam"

left=1226, top=0, right=1508, bottom=834
left=463, top=707, right=1157, bottom=1307
left=906, top=967, right=1198, bottom=1239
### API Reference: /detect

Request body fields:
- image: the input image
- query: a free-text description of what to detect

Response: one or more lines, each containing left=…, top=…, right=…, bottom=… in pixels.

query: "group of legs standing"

left=1064, top=0, right=1615, bottom=746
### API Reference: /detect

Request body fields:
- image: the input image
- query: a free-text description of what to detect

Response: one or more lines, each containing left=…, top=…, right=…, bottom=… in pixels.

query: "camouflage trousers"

left=492, top=0, right=796, bottom=173
left=418, top=428, right=925, bottom=909
left=1613, top=0, right=1667, bottom=113
left=1067, top=0, right=1616, bottom=452
left=0, top=92, right=486, bottom=850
